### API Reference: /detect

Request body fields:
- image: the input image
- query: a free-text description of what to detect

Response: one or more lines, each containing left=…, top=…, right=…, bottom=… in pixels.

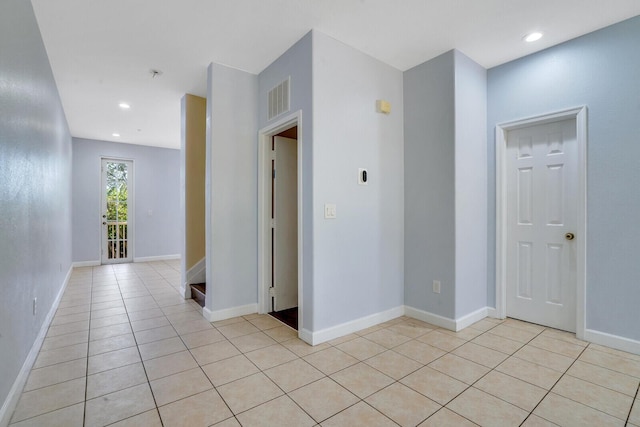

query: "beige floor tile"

left=514, top=345, right=574, bottom=372
left=540, top=328, right=587, bottom=347
left=107, top=410, right=162, bottom=427
left=336, top=337, right=387, bottom=360
left=496, top=356, right=562, bottom=389
left=89, top=322, right=132, bottom=341
left=321, top=401, right=396, bottom=427
left=474, top=371, right=546, bottom=411
left=567, top=360, right=639, bottom=396
left=55, top=305, right=90, bottom=317
left=354, top=324, right=384, bottom=336
left=469, top=318, right=502, bottom=332
left=133, top=325, right=177, bottom=345
left=212, top=316, right=246, bottom=327
left=91, top=300, right=125, bottom=311
left=551, top=375, right=633, bottom=420
left=88, top=333, right=136, bottom=356
left=159, top=389, right=232, bottom=427
left=429, top=353, right=490, bottom=385
left=417, top=330, right=467, bottom=352
left=202, top=354, right=260, bottom=386
left=520, top=414, right=560, bottom=426
left=366, top=382, right=440, bottom=426
left=150, top=367, right=213, bottom=406
left=130, top=316, right=170, bottom=332
left=138, top=336, right=187, bottom=360
left=89, top=313, right=130, bottom=330
left=217, top=372, right=283, bottom=414
left=247, top=315, right=284, bottom=330
left=393, top=340, right=446, bottom=365
left=127, top=308, right=165, bottom=322
left=230, top=331, right=277, bottom=353
left=33, top=343, right=87, bottom=369
left=580, top=347, right=640, bottom=378
left=263, top=325, right=298, bottom=342
left=263, top=358, right=325, bottom=392
left=630, top=399, right=640, bottom=425
left=289, top=377, right=359, bottom=422
left=490, top=324, right=539, bottom=343
left=303, top=347, right=359, bottom=375
left=386, top=319, right=435, bottom=338
left=418, top=408, right=478, bottom=426
left=91, top=306, right=127, bottom=319
left=245, top=343, right=298, bottom=370
left=190, top=339, right=241, bottom=365
left=529, top=334, right=585, bottom=358
left=327, top=333, right=360, bottom=346
left=365, top=349, right=422, bottom=380
left=363, top=328, right=412, bottom=348
left=143, top=350, right=198, bottom=380
left=87, top=346, right=141, bottom=374
left=236, top=395, right=315, bottom=427
left=213, top=417, right=241, bottom=426
left=8, top=402, right=84, bottom=427
left=10, top=377, right=86, bottom=423
left=47, top=320, right=90, bottom=337
left=282, top=338, right=330, bottom=357
left=85, top=383, right=156, bottom=427
left=400, top=366, right=467, bottom=405
left=51, top=311, right=90, bottom=326
left=24, top=358, right=86, bottom=392
left=172, top=318, right=213, bottom=335
left=86, top=362, right=147, bottom=399
left=437, top=327, right=484, bottom=341
left=447, top=387, right=528, bottom=426
left=453, top=342, right=508, bottom=368
left=181, top=328, right=226, bottom=349
left=534, top=393, right=622, bottom=426
left=40, top=330, right=89, bottom=351
left=502, top=318, right=546, bottom=334
left=471, top=332, right=523, bottom=354
left=330, top=362, right=394, bottom=398
left=217, top=320, right=260, bottom=339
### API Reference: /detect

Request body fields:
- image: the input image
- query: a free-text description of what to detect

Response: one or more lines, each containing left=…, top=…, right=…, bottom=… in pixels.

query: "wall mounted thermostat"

left=358, top=168, right=368, bottom=185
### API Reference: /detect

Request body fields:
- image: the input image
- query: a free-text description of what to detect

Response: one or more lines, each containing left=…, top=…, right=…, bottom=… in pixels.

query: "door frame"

left=257, top=111, right=303, bottom=332
left=101, top=157, right=135, bottom=264
left=495, top=106, right=587, bottom=339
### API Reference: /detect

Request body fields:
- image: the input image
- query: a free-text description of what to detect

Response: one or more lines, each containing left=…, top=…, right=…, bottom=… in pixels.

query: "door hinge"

left=269, top=287, right=275, bottom=297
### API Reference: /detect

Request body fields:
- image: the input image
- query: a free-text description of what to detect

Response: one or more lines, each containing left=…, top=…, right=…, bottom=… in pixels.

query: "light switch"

left=324, top=204, right=337, bottom=219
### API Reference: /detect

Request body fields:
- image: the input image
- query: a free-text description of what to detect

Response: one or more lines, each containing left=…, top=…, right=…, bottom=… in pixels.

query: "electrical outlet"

left=432, top=280, right=441, bottom=294
left=33, top=297, right=37, bottom=315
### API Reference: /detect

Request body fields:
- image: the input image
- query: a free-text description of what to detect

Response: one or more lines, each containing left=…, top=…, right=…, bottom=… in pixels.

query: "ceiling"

left=31, top=1, right=640, bottom=150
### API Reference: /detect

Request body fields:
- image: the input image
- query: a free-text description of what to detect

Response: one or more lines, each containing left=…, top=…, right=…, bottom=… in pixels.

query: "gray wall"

left=404, top=51, right=456, bottom=319
left=258, top=32, right=314, bottom=328
left=207, top=63, right=259, bottom=311
left=487, top=16, right=640, bottom=340
left=72, top=138, right=181, bottom=262
left=0, top=0, right=73, bottom=410
left=311, top=32, right=404, bottom=330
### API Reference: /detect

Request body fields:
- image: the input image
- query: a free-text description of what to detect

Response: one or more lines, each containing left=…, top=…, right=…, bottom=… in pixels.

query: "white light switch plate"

left=324, top=204, right=337, bottom=219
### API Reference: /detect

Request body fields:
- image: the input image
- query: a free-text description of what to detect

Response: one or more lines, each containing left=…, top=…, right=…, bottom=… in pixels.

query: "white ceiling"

left=31, top=0, right=640, bottom=150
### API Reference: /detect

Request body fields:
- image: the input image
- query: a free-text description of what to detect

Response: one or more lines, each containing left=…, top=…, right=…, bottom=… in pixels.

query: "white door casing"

left=273, top=136, right=298, bottom=311
left=496, top=107, right=587, bottom=338
left=101, top=158, right=134, bottom=264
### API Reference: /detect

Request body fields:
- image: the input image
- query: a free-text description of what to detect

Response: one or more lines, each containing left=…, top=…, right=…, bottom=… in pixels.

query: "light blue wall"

left=0, top=0, right=73, bottom=409
left=207, top=63, right=259, bottom=311
left=72, top=138, right=181, bottom=262
left=404, top=51, right=456, bottom=319
left=258, top=32, right=314, bottom=328
left=311, top=32, right=404, bottom=330
left=488, top=16, right=640, bottom=340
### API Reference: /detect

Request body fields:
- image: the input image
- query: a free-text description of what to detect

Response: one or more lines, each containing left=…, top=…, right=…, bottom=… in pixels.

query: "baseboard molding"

left=404, top=306, right=457, bottom=331
left=186, top=257, right=206, bottom=284
left=134, top=254, right=181, bottom=263
left=584, top=329, right=640, bottom=356
left=486, top=307, right=500, bottom=319
left=304, top=306, right=405, bottom=346
left=455, top=307, right=490, bottom=331
left=72, top=260, right=100, bottom=267
left=203, top=303, right=258, bottom=322
left=0, top=265, right=73, bottom=427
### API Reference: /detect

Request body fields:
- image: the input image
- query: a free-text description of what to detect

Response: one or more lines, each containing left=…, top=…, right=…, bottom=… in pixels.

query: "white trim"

left=203, top=303, right=258, bottom=322
left=302, top=306, right=404, bottom=346
left=0, top=265, right=72, bottom=427
left=495, top=107, right=587, bottom=339
left=486, top=307, right=500, bottom=319
left=181, top=257, right=206, bottom=298
left=72, top=260, right=100, bottom=268
left=404, top=306, right=457, bottom=331
left=584, top=329, right=640, bottom=356
left=133, top=254, right=180, bottom=263
left=455, top=307, right=490, bottom=331
left=257, top=111, right=304, bottom=332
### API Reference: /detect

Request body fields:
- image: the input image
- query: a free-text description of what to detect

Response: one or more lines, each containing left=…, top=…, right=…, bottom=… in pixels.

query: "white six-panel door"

left=506, top=118, right=578, bottom=332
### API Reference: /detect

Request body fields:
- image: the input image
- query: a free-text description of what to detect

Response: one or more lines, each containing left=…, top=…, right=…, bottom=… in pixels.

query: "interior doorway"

left=101, top=158, right=134, bottom=264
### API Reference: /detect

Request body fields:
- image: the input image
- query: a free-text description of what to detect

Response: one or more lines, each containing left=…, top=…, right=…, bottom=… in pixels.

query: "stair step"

left=190, top=283, right=206, bottom=308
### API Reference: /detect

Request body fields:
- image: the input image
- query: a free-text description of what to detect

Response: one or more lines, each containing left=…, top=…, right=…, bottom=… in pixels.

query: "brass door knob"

left=565, top=233, right=575, bottom=241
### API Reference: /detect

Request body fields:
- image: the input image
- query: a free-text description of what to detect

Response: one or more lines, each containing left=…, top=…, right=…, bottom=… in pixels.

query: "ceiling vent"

left=268, top=77, right=290, bottom=120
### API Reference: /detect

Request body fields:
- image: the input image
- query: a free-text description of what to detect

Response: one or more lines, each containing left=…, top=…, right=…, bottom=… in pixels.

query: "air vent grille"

left=268, top=77, right=290, bottom=120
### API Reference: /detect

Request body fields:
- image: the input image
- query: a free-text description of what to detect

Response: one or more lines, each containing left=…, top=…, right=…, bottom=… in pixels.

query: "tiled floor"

left=8, top=261, right=640, bottom=426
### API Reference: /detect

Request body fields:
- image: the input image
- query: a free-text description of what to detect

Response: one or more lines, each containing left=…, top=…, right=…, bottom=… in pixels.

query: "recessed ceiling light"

left=524, top=32, right=543, bottom=42
left=112, top=133, right=120, bottom=137
left=119, top=103, right=130, bottom=109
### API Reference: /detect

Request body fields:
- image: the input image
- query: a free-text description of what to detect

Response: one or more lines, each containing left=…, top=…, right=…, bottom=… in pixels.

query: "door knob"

left=565, top=232, right=575, bottom=241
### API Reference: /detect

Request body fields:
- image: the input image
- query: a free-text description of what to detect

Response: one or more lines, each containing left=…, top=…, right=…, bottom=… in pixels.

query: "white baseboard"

left=186, top=257, right=206, bottom=284
left=72, top=260, right=100, bottom=267
left=486, top=307, right=500, bottom=319
left=0, top=265, right=73, bottom=427
left=203, top=303, right=258, bottom=322
left=134, top=254, right=181, bottom=263
left=404, top=306, right=457, bottom=331
left=303, top=306, right=405, bottom=346
left=455, top=307, right=490, bottom=331
left=584, top=329, right=640, bottom=356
